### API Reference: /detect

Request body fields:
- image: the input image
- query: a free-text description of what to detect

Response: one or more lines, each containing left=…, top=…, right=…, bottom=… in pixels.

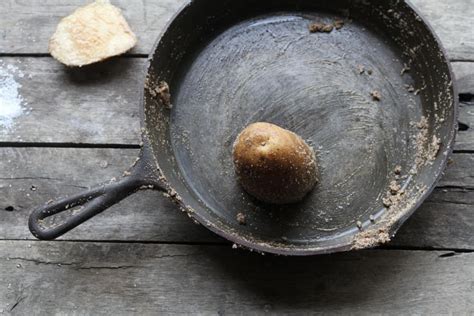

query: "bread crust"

left=49, top=0, right=137, bottom=67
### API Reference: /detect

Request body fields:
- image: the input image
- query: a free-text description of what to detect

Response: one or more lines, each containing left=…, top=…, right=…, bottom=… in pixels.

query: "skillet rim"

left=139, top=0, right=459, bottom=255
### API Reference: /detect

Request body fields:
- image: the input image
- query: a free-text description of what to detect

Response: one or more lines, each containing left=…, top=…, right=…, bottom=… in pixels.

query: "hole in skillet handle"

left=28, top=145, right=167, bottom=240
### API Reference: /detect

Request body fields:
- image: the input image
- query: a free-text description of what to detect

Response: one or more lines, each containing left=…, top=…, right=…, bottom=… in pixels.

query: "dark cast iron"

left=29, top=0, right=457, bottom=255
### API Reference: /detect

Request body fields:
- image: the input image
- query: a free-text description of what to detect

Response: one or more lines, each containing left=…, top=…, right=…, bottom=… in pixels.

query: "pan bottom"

left=170, top=11, right=422, bottom=245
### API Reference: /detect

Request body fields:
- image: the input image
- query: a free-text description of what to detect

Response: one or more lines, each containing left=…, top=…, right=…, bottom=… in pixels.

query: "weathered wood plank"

left=454, top=61, right=474, bottom=152
left=456, top=102, right=474, bottom=152
left=438, top=153, right=474, bottom=187
left=1, top=147, right=472, bottom=249
left=409, top=0, right=474, bottom=61
left=453, top=62, right=474, bottom=94
left=0, top=58, right=473, bottom=149
left=392, top=189, right=474, bottom=249
left=0, top=0, right=187, bottom=56
left=1, top=0, right=473, bottom=61
left=0, top=147, right=217, bottom=243
left=0, top=241, right=472, bottom=315
left=0, top=57, right=142, bottom=145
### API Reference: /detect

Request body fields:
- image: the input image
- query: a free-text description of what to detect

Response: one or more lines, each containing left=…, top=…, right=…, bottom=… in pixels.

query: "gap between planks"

left=0, top=241, right=472, bottom=315
left=0, top=148, right=472, bottom=248
left=0, top=57, right=471, bottom=147
left=2, top=238, right=474, bottom=253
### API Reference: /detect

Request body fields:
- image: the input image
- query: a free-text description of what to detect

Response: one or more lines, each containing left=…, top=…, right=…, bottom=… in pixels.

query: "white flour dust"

left=0, top=61, right=27, bottom=130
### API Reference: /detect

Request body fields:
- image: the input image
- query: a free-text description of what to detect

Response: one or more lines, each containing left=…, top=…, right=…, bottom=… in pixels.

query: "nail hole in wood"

left=458, top=122, right=469, bottom=131
left=459, top=93, right=473, bottom=102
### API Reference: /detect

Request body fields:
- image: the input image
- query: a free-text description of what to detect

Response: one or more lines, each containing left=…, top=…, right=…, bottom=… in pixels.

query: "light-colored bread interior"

left=49, top=0, right=137, bottom=67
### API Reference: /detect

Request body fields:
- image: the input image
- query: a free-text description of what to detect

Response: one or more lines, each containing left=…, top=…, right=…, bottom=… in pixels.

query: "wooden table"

left=0, top=1, right=473, bottom=314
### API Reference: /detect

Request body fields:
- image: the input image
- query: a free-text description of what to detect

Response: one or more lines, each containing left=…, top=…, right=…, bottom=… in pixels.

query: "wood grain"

left=409, top=0, right=474, bottom=61
left=455, top=63, right=474, bottom=150
left=452, top=62, right=474, bottom=94
left=438, top=153, right=474, bottom=187
left=393, top=189, right=474, bottom=249
left=0, top=2, right=472, bottom=314
left=0, top=241, right=472, bottom=315
left=0, top=147, right=217, bottom=243
left=1, top=0, right=473, bottom=61
left=0, top=58, right=472, bottom=149
left=457, top=101, right=474, bottom=152
left=0, top=0, right=187, bottom=56
left=0, top=57, right=143, bottom=145
left=1, top=147, right=472, bottom=249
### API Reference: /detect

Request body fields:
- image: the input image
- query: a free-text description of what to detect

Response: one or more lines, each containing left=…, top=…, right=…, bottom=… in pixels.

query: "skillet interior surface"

left=143, top=0, right=456, bottom=254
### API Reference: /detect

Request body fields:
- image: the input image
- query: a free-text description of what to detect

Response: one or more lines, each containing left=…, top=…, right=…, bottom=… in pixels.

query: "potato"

left=233, top=122, right=319, bottom=204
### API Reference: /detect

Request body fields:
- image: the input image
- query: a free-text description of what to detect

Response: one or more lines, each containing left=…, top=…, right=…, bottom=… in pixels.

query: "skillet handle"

left=28, top=147, right=167, bottom=240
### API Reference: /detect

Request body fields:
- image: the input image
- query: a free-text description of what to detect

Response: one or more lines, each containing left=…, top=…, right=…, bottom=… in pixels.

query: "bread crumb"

left=333, top=18, right=345, bottom=30
left=370, top=90, right=382, bottom=101
left=309, top=22, right=333, bottom=33
left=352, top=229, right=391, bottom=250
left=415, top=116, right=440, bottom=168
left=389, top=181, right=401, bottom=195
left=400, top=65, right=411, bottom=75
left=157, top=81, right=172, bottom=109
left=145, top=77, right=172, bottom=109
left=394, top=165, right=402, bottom=175
left=382, top=196, right=392, bottom=207
left=236, top=212, right=246, bottom=225
left=353, top=182, right=427, bottom=250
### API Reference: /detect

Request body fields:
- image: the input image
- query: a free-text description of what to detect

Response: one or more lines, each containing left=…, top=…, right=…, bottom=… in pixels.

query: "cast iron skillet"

left=29, top=0, right=457, bottom=255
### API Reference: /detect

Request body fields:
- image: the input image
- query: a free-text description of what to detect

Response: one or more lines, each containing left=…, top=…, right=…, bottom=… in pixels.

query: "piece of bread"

left=233, top=122, right=319, bottom=204
left=49, top=0, right=137, bottom=67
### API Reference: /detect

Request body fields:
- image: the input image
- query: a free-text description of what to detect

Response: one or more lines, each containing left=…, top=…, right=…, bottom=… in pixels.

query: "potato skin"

left=233, top=122, right=318, bottom=204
